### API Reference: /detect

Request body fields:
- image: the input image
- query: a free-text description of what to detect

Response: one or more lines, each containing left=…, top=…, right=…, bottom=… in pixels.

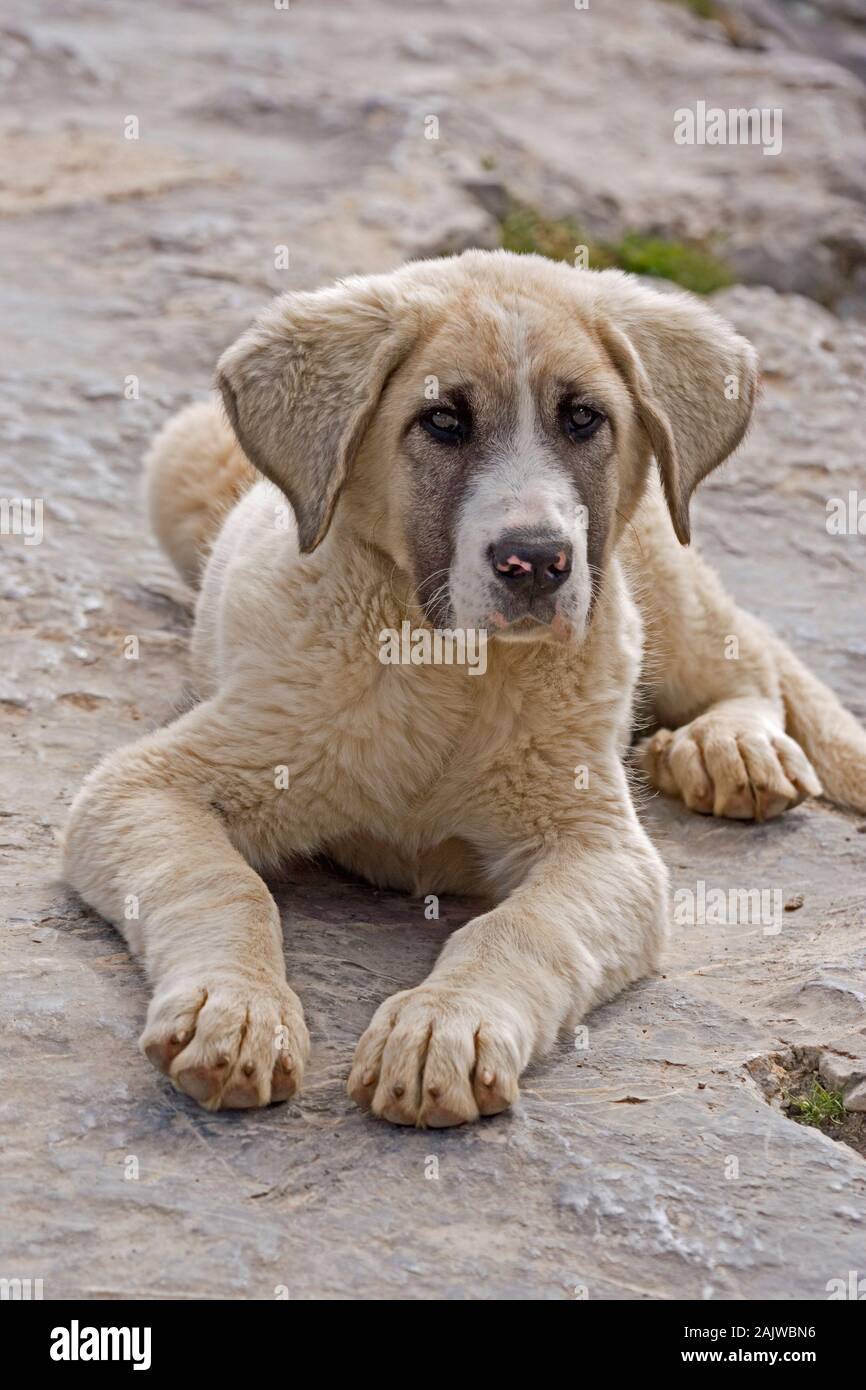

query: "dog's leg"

left=628, top=482, right=824, bottom=820
left=640, top=692, right=825, bottom=822
left=348, top=779, right=668, bottom=1127
left=63, top=701, right=309, bottom=1109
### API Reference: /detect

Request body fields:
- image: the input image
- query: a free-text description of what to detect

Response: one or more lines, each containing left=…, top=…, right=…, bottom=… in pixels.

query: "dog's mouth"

left=488, top=611, right=571, bottom=644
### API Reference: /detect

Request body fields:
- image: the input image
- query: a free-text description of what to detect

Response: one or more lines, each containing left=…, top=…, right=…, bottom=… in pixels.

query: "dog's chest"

left=250, top=634, right=559, bottom=852
left=303, top=654, right=497, bottom=819
left=286, top=653, right=609, bottom=875
left=221, top=551, right=628, bottom=855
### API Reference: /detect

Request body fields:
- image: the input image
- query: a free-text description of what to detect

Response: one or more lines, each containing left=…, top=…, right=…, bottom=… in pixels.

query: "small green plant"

left=497, top=200, right=734, bottom=295
left=499, top=207, right=611, bottom=265
left=788, top=1079, right=847, bottom=1129
left=663, top=0, right=719, bottom=18
left=612, top=232, right=734, bottom=295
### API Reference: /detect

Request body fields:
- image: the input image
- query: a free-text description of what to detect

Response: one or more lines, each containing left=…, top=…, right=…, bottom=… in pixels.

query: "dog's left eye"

left=562, top=402, right=605, bottom=441
left=420, top=408, right=466, bottom=445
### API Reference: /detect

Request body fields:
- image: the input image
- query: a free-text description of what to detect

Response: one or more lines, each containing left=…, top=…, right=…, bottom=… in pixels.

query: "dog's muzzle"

left=488, top=530, right=573, bottom=622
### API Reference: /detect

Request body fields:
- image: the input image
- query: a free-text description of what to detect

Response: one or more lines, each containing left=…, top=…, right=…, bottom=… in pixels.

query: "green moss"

left=497, top=201, right=734, bottom=295
left=612, top=232, right=734, bottom=294
left=663, top=0, right=720, bottom=19
left=499, top=207, right=608, bottom=265
left=789, top=1079, right=847, bottom=1129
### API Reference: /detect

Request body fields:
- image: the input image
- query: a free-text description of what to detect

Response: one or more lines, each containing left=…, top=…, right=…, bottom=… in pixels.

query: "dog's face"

left=362, top=293, right=638, bottom=643
left=218, top=252, right=757, bottom=645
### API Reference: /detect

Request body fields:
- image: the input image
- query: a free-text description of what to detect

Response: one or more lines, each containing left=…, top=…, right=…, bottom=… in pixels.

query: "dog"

left=63, top=250, right=866, bottom=1125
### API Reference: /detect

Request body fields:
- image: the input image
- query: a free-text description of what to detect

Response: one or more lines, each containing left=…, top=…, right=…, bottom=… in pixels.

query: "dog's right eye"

left=419, top=407, right=466, bottom=445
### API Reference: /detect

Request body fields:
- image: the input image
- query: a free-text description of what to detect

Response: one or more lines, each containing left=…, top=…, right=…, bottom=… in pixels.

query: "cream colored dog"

left=63, top=251, right=866, bottom=1125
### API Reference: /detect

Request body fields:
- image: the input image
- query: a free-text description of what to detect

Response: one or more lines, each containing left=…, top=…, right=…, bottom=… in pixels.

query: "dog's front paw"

left=141, top=972, right=309, bottom=1110
left=347, top=982, right=529, bottom=1127
left=639, top=706, right=822, bottom=821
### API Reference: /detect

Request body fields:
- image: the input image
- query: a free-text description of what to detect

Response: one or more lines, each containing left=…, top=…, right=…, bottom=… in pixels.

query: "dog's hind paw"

left=639, top=702, right=822, bottom=821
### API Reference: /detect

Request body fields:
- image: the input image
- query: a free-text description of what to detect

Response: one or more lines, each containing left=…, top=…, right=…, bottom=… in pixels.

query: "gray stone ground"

left=1, top=0, right=865, bottom=1300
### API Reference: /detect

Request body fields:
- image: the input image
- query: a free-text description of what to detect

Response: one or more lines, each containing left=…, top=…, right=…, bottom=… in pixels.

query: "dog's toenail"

left=361, top=1069, right=376, bottom=1086
left=215, top=1054, right=229, bottom=1068
left=480, top=1068, right=495, bottom=1087
left=392, top=1083, right=405, bottom=1098
left=243, top=1061, right=255, bottom=1077
left=427, top=1086, right=440, bottom=1100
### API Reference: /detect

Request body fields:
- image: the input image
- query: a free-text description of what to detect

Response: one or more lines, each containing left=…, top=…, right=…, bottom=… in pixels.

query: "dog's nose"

left=490, top=533, right=573, bottom=594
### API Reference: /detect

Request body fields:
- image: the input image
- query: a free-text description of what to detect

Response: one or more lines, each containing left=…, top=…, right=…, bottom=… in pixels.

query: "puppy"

left=63, top=251, right=866, bottom=1124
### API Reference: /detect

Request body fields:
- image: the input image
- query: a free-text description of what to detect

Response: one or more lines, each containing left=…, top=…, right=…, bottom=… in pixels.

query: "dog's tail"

left=771, top=632, right=866, bottom=813
left=143, top=399, right=256, bottom=587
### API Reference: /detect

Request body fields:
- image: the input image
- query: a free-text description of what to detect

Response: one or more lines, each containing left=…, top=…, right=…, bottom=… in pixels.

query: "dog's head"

left=218, top=251, right=756, bottom=644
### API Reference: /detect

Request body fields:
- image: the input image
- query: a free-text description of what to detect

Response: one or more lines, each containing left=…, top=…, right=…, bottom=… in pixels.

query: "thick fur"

left=64, top=252, right=866, bottom=1125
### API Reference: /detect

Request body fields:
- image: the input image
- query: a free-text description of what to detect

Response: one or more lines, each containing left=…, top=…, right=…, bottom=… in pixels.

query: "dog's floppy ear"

left=217, top=277, right=414, bottom=552
left=591, top=272, right=758, bottom=544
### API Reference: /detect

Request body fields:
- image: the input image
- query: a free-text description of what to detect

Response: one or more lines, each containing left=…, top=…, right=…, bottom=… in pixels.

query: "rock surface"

left=1, top=0, right=865, bottom=1300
